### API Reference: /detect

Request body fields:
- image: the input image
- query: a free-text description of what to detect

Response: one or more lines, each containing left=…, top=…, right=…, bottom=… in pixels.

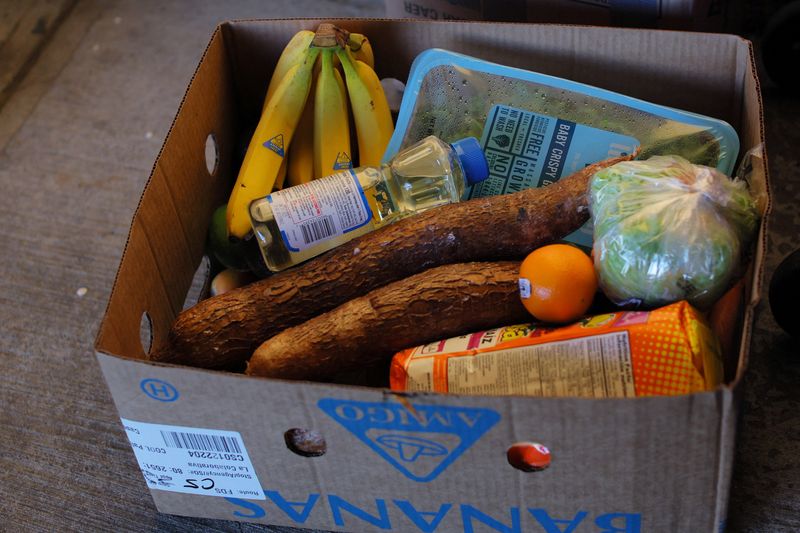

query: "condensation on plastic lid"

left=384, top=48, right=740, bottom=176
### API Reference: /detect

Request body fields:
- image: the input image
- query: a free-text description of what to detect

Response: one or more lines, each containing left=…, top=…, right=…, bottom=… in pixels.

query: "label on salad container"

left=268, top=169, right=371, bottom=252
left=121, top=418, right=265, bottom=500
left=468, top=104, right=639, bottom=249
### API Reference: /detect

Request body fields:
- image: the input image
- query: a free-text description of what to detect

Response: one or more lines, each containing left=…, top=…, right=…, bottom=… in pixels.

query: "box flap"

left=732, top=38, right=770, bottom=384
left=95, top=25, right=238, bottom=358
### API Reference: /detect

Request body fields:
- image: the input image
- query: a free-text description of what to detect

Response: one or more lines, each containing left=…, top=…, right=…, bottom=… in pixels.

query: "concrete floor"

left=0, top=1, right=797, bottom=531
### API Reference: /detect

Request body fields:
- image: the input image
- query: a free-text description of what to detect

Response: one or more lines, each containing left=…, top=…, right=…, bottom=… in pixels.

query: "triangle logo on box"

left=318, top=398, right=500, bottom=482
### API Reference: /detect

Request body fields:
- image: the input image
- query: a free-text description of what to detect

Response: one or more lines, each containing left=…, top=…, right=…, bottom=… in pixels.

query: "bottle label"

left=468, top=104, right=640, bottom=250
left=267, top=169, right=371, bottom=252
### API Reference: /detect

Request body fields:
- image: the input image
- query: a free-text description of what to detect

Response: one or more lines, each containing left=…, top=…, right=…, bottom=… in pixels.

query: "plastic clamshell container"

left=384, top=48, right=740, bottom=176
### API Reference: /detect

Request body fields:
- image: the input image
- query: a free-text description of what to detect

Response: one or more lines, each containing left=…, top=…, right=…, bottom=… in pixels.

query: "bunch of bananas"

left=227, top=24, right=394, bottom=240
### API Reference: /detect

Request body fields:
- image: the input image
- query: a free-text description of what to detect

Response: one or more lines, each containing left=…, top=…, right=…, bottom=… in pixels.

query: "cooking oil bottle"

left=249, top=135, right=489, bottom=272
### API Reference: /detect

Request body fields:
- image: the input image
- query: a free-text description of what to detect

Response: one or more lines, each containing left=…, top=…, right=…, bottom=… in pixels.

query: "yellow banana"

left=227, top=46, right=321, bottom=239
left=285, top=53, right=326, bottom=188
left=314, top=48, right=352, bottom=179
left=336, top=47, right=393, bottom=167
left=287, top=79, right=316, bottom=186
left=263, top=30, right=315, bottom=109
left=274, top=159, right=288, bottom=191
left=347, top=33, right=374, bottom=69
left=262, top=30, right=315, bottom=190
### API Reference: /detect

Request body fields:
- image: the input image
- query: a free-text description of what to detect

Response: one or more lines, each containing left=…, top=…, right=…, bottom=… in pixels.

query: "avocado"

left=206, top=204, right=250, bottom=272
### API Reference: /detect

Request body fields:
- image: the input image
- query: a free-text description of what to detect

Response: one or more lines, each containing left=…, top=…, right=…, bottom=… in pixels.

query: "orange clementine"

left=518, top=244, right=598, bottom=324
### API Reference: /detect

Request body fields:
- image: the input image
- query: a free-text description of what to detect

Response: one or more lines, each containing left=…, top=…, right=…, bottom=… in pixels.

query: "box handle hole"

left=284, top=428, right=327, bottom=457
left=205, top=132, right=219, bottom=177
left=507, top=441, right=551, bottom=472
left=140, top=311, right=153, bottom=356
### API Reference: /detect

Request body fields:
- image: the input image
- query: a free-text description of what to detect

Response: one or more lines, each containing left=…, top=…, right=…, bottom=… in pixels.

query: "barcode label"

left=161, top=430, right=243, bottom=454
left=300, top=216, right=336, bottom=245
left=268, top=169, right=370, bottom=253
left=121, top=418, right=264, bottom=500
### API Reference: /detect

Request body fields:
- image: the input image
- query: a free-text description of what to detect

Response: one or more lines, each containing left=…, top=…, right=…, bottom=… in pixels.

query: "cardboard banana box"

left=94, top=19, right=770, bottom=532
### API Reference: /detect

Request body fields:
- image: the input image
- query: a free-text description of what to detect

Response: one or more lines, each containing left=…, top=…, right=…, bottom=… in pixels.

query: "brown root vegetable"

left=246, top=261, right=528, bottom=380
left=152, top=154, right=632, bottom=369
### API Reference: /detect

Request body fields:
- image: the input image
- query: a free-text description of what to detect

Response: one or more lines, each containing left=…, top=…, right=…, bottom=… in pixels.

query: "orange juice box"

left=390, top=300, right=723, bottom=398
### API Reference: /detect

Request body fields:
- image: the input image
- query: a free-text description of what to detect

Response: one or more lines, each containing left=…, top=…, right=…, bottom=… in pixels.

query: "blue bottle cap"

left=451, top=137, right=489, bottom=185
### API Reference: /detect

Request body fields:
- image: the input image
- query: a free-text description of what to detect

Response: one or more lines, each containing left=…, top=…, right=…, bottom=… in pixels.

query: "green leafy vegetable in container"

left=401, top=63, right=729, bottom=170
left=590, top=155, right=758, bottom=309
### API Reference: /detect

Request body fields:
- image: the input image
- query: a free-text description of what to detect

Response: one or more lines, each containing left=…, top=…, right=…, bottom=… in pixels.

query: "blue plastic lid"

left=451, top=137, right=489, bottom=185
left=383, top=49, right=739, bottom=176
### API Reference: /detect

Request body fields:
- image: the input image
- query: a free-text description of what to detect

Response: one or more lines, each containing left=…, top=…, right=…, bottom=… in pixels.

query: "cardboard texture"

left=94, top=19, right=768, bottom=532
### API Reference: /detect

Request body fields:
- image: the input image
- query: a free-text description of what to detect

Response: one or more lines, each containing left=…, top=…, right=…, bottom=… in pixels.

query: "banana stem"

left=334, top=46, right=356, bottom=76
left=313, top=23, right=349, bottom=49
left=321, top=46, right=333, bottom=72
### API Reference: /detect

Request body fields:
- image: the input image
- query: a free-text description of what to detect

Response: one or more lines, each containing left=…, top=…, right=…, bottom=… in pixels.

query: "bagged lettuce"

left=590, top=155, right=758, bottom=309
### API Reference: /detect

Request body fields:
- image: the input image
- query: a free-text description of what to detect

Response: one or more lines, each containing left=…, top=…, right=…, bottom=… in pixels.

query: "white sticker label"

left=121, top=418, right=265, bottom=500
left=268, top=169, right=371, bottom=252
left=518, top=278, right=531, bottom=299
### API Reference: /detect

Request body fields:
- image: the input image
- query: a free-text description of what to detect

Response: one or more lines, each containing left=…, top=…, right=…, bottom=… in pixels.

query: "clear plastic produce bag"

left=590, top=155, right=758, bottom=309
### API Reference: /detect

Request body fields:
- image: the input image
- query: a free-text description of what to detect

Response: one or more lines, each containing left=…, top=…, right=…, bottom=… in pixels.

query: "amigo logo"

left=317, top=398, right=500, bottom=482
